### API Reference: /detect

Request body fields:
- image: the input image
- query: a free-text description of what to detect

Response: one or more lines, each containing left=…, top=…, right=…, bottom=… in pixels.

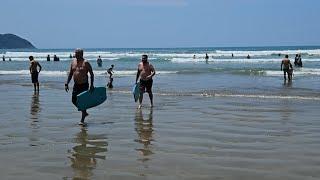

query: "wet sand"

left=1, top=83, right=320, bottom=180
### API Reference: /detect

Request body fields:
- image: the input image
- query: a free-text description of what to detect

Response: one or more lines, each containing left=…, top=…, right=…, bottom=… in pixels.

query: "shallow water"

left=0, top=82, right=319, bottom=180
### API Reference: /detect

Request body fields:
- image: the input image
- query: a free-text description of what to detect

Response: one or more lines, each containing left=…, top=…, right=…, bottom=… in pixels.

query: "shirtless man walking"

left=136, top=55, right=156, bottom=109
left=65, top=49, right=94, bottom=125
left=29, top=56, right=42, bottom=91
left=281, top=54, right=293, bottom=81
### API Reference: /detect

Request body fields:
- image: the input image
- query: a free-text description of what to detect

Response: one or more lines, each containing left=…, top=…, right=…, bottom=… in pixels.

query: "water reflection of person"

left=30, top=91, right=41, bottom=119
left=29, top=91, right=41, bottom=145
left=134, top=108, right=154, bottom=161
left=283, top=79, right=292, bottom=87
left=69, top=128, right=108, bottom=179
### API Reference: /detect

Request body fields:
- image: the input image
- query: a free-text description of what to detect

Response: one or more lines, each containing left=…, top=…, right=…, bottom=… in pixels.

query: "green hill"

left=0, top=34, right=35, bottom=49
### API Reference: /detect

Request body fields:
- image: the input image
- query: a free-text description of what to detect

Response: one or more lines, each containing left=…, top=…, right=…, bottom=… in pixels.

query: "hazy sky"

left=1, top=0, right=319, bottom=48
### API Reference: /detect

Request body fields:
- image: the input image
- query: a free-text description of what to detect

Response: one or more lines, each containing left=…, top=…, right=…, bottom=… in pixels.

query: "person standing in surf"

left=136, top=55, right=156, bottom=109
left=205, top=53, right=209, bottom=62
left=65, top=49, right=94, bottom=126
left=29, top=56, right=42, bottom=91
left=97, top=56, right=102, bottom=67
left=281, top=54, right=293, bottom=81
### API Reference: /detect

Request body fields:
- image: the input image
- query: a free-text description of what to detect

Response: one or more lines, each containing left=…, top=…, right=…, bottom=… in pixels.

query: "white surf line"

left=211, top=93, right=320, bottom=101
left=108, top=90, right=320, bottom=101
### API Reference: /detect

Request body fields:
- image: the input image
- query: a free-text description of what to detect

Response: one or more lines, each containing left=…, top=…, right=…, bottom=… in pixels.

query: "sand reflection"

left=69, top=128, right=108, bottom=179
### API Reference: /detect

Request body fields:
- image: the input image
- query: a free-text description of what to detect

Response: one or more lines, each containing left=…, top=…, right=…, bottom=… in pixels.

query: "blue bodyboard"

left=132, top=83, right=140, bottom=102
left=77, top=87, right=107, bottom=111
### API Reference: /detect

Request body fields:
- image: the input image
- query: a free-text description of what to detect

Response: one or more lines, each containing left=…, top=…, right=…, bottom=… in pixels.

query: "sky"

left=1, top=0, right=319, bottom=48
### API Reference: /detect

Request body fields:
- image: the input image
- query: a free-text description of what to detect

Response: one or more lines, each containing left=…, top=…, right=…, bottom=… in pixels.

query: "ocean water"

left=0, top=46, right=319, bottom=99
left=1, top=46, right=320, bottom=179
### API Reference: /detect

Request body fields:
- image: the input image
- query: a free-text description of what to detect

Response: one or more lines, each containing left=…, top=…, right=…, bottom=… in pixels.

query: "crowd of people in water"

left=0, top=49, right=306, bottom=125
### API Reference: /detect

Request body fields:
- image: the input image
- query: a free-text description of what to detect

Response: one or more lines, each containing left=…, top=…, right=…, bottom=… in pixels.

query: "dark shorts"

left=140, top=79, right=153, bottom=93
left=283, top=68, right=289, bottom=73
left=72, top=83, right=89, bottom=107
left=31, top=71, right=39, bottom=83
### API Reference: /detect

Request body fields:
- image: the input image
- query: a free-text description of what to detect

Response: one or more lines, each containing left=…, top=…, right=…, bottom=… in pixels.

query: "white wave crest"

left=265, top=68, right=320, bottom=76
left=0, top=70, right=177, bottom=76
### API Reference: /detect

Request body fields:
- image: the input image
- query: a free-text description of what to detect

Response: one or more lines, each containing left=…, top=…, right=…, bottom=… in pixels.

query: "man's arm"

left=136, top=66, right=141, bottom=84
left=87, top=62, right=94, bottom=90
left=280, top=61, right=283, bottom=71
left=65, top=63, right=74, bottom=92
left=38, top=62, right=42, bottom=72
left=150, top=65, right=156, bottom=77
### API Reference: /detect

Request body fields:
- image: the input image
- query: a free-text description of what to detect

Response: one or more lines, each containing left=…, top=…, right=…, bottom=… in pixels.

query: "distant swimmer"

left=294, top=54, right=299, bottom=66
left=107, top=64, right=114, bottom=79
left=281, top=54, right=293, bottom=81
left=2, top=55, right=5, bottom=61
left=47, top=55, right=50, bottom=61
left=205, top=53, right=209, bottom=60
left=232, top=53, right=234, bottom=58
left=295, top=54, right=303, bottom=67
left=29, top=56, right=42, bottom=91
left=247, top=54, right=251, bottom=59
left=136, top=55, right=156, bottom=109
left=97, top=56, right=102, bottom=67
left=65, top=49, right=94, bottom=126
left=69, top=54, right=73, bottom=59
left=298, top=54, right=303, bottom=67
left=205, top=53, right=209, bottom=64
left=193, top=55, right=196, bottom=59
left=9, top=58, right=11, bottom=61
left=53, top=55, right=60, bottom=61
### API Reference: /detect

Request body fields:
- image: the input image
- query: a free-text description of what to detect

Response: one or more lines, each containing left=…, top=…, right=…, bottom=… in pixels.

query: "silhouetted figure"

left=9, top=58, right=11, bottom=61
left=247, top=54, right=251, bottom=59
left=53, top=55, right=58, bottom=61
left=294, top=54, right=299, bottom=66
left=69, top=54, right=73, bottom=58
left=107, top=64, right=114, bottom=79
left=205, top=53, right=209, bottom=60
left=232, top=53, right=234, bottom=58
left=193, top=55, right=196, bottom=59
left=47, top=55, right=50, bottom=61
left=296, top=54, right=303, bottom=67
left=2, top=55, right=5, bottom=61
left=97, top=56, right=102, bottom=67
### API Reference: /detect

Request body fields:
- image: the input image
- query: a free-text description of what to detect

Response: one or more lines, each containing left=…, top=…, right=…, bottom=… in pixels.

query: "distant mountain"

left=0, top=34, right=35, bottom=49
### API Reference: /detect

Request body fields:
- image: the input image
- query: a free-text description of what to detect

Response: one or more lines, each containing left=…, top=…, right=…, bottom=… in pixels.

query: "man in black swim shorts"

left=136, top=55, right=156, bottom=109
left=29, top=56, right=42, bottom=91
